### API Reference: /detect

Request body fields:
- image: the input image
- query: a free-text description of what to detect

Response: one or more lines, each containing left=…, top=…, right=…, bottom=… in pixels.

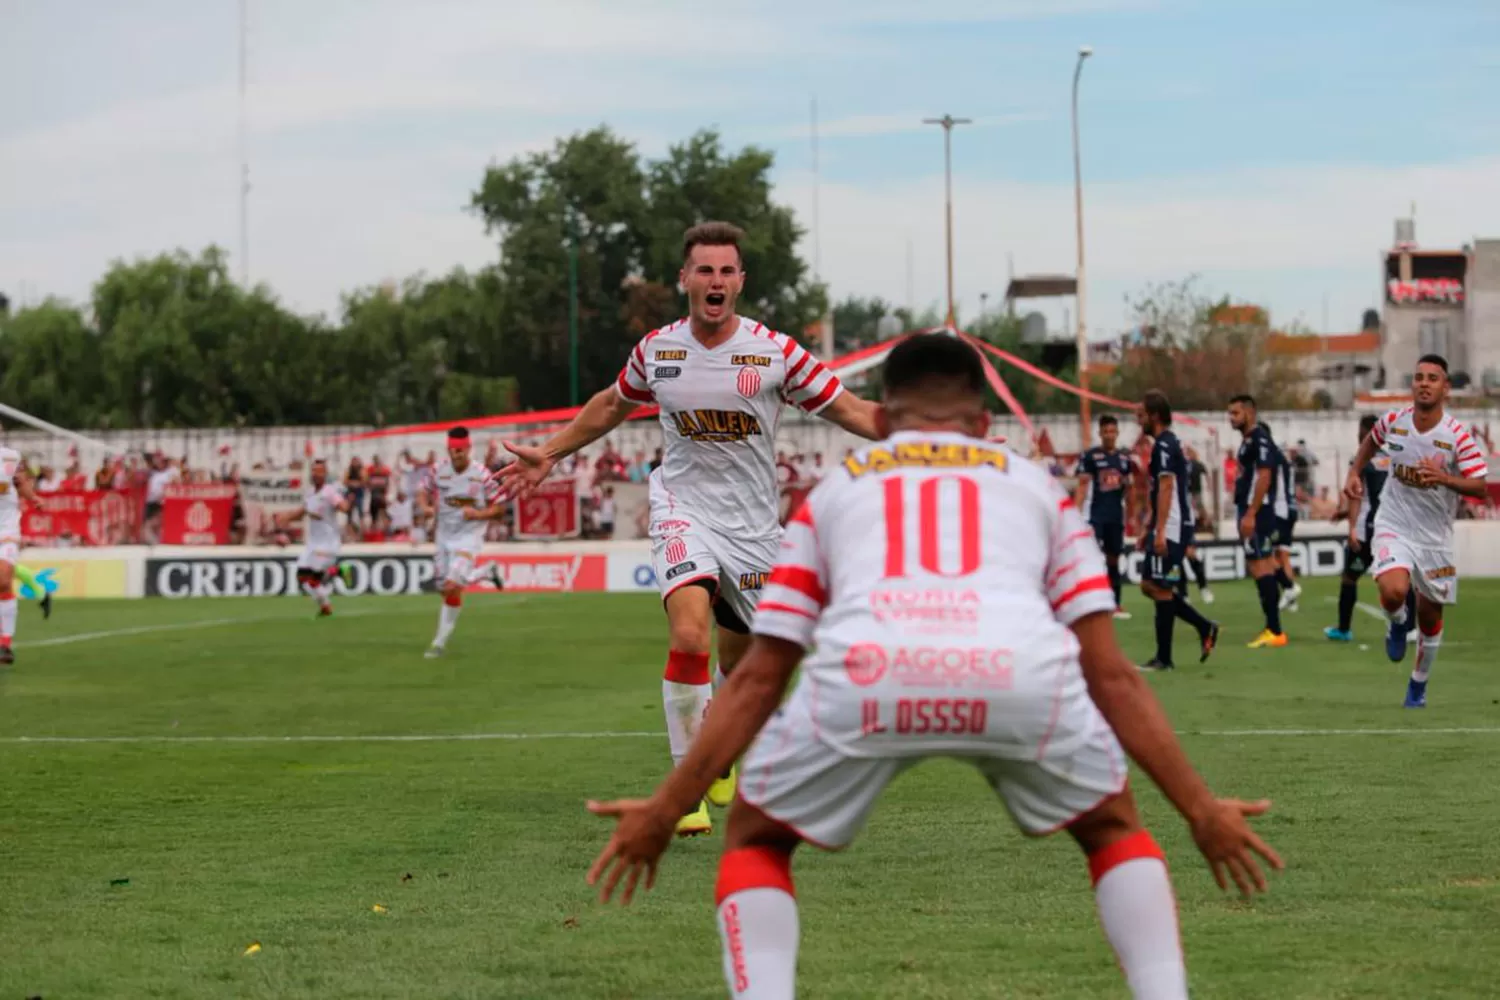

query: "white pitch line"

left=16, top=596, right=530, bottom=649
left=4, top=727, right=1500, bottom=747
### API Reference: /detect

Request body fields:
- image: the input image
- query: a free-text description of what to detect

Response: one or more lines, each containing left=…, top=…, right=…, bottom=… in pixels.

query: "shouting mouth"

left=705, top=292, right=727, bottom=316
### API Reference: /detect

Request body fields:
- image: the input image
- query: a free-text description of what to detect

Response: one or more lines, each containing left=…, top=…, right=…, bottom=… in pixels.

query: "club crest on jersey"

left=654, top=349, right=687, bottom=361
left=845, top=441, right=1009, bottom=478
left=736, top=366, right=762, bottom=398
left=663, top=535, right=688, bottom=565
left=671, top=409, right=764, bottom=442
left=731, top=354, right=773, bottom=368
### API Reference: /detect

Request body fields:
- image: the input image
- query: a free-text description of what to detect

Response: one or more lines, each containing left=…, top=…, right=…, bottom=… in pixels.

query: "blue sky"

left=3, top=0, right=1497, bottom=340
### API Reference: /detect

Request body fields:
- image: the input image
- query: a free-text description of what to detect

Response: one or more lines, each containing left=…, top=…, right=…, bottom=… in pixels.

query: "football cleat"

left=1200, top=587, right=1216, bottom=605
left=0, top=645, right=12, bottom=666
left=1279, top=584, right=1302, bottom=612
left=1112, top=608, right=1133, bottom=621
left=337, top=564, right=356, bottom=589
left=424, top=643, right=445, bottom=659
left=675, top=799, right=712, bottom=837
left=317, top=605, right=333, bottom=618
left=1199, top=622, right=1220, bottom=663
left=1323, top=627, right=1353, bottom=643
left=1403, top=678, right=1427, bottom=709
left=486, top=563, right=506, bottom=590
left=39, top=592, right=52, bottom=620
left=1385, top=619, right=1409, bottom=663
left=1138, top=658, right=1174, bottom=672
left=707, top=765, right=737, bottom=809
left=1247, top=630, right=1288, bottom=649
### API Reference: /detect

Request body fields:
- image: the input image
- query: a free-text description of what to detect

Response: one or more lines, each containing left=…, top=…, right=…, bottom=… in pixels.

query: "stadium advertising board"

left=145, top=552, right=607, bottom=598
left=1120, top=534, right=1345, bottom=584
left=17, top=558, right=130, bottom=599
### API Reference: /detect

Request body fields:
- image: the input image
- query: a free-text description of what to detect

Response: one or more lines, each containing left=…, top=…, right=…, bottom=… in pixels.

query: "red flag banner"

left=513, top=478, right=581, bottom=539
left=161, top=483, right=238, bottom=545
left=22, top=489, right=142, bottom=546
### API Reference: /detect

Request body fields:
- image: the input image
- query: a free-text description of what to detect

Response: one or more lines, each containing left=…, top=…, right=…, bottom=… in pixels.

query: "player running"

left=418, top=427, right=506, bottom=659
left=0, top=446, right=40, bottom=665
left=585, top=335, right=1282, bottom=1000
left=1074, top=413, right=1133, bottom=618
left=1325, top=414, right=1413, bottom=642
left=1343, top=354, right=1489, bottom=707
left=1137, top=391, right=1218, bottom=671
left=1227, top=396, right=1288, bottom=648
left=274, top=458, right=355, bottom=618
left=499, top=222, right=882, bottom=837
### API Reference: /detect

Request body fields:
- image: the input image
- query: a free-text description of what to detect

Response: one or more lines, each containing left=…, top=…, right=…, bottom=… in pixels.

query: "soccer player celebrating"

left=274, top=458, right=354, bottom=618
left=1343, top=354, right=1489, bottom=707
left=1325, top=414, right=1410, bottom=642
left=585, top=335, right=1281, bottom=1000
left=1074, top=413, right=1133, bottom=618
left=1227, top=396, right=1289, bottom=648
left=1138, top=391, right=1218, bottom=671
left=500, top=222, right=882, bottom=836
left=418, top=427, right=506, bottom=659
left=0, top=446, right=40, bottom=665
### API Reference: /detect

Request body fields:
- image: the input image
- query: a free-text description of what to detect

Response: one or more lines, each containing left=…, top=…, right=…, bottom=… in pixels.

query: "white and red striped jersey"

left=1369, top=406, right=1489, bottom=548
left=752, top=430, right=1117, bottom=759
left=302, top=482, right=347, bottom=553
left=0, top=447, right=21, bottom=542
left=615, top=317, right=843, bottom=541
left=424, top=459, right=502, bottom=550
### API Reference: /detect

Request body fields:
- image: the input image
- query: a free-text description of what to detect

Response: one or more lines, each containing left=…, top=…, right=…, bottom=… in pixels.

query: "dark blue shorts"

left=1277, top=512, right=1299, bottom=549
left=1092, top=521, right=1125, bottom=558
left=1239, top=511, right=1281, bottom=560
left=1142, top=534, right=1186, bottom=585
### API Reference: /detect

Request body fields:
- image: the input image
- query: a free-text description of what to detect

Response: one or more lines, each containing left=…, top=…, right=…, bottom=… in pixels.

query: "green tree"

left=1106, top=277, right=1308, bottom=410
left=0, top=299, right=104, bottom=427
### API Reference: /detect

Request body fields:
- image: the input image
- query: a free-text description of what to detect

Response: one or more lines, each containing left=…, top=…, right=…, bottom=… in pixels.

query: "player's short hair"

left=682, top=221, right=745, bottom=266
left=1228, top=393, right=1256, bottom=409
left=1417, top=353, right=1449, bottom=374
left=883, top=333, right=984, bottom=400
left=1358, top=413, right=1379, bottom=437
left=1098, top=414, right=1118, bottom=429
left=1142, top=389, right=1172, bottom=425
left=446, top=426, right=470, bottom=441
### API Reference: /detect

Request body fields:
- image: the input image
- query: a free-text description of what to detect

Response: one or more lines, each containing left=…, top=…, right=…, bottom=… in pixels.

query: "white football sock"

left=717, top=847, right=800, bottom=1000
left=1092, top=836, right=1187, bottom=1000
left=1387, top=601, right=1408, bottom=626
left=1412, top=626, right=1442, bottom=683
left=663, top=651, right=712, bottom=765
left=434, top=601, right=461, bottom=646
left=312, top=584, right=332, bottom=609
left=0, top=597, right=16, bottom=640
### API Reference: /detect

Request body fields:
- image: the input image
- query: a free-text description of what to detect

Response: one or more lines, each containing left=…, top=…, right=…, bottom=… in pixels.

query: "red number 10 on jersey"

left=881, top=475, right=982, bottom=579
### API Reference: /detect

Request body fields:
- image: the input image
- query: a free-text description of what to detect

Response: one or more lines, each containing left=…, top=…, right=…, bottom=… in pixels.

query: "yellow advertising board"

left=20, top=559, right=129, bottom=599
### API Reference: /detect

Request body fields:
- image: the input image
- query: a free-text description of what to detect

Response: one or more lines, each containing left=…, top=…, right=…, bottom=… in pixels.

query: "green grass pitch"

left=2, top=581, right=1498, bottom=998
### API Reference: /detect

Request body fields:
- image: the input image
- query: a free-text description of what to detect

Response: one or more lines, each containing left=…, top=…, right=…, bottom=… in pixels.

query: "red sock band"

left=0, top=587, right=12, bottom=600
left=444, top=593, right=462, bottom=608
left=1088, top=829, right=1165, bottom=886
left=664, top=650, right=711, bottom=685
left=715, top=846, right=795, bottom=905
left=1419, top=619, right=1442, bottom=637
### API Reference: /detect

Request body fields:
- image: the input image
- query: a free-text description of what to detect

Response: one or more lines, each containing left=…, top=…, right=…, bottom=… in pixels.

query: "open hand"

left=495, top=441, right=556, bottom=501
left=585, top=797, right=678, bottom=906
left=1189, top=798, right=1284, bottom=898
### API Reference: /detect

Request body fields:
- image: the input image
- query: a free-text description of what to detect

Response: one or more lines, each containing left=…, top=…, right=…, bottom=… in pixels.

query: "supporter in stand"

left=368, top=454, right=392, bottom=529
left=344, top=456, right=368, bottom=531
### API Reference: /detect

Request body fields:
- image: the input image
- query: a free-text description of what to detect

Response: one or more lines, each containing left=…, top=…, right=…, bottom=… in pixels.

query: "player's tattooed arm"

left=817, top=392, right=884, bottom=441
left=1072, top=611, right=1283, bottom=896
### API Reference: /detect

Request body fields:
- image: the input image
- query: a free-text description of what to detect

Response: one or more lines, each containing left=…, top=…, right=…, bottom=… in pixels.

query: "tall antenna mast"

left=811, top=96, right=821, bottom=282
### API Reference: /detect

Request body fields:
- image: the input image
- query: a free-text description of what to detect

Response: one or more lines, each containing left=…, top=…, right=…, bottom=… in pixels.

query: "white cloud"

left=782, top=154, right=1500, bottom=335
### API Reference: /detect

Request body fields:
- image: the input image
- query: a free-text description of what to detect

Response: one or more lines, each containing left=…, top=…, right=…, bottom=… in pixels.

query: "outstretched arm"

left=817, top=392, right=883, bottom=441
left=499, top=388, right=638, bottom=496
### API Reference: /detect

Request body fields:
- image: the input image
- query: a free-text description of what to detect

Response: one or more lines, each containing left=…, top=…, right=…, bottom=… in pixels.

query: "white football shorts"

left=738, top=682, right=1128, bottom=849
left=649, top=495, right=777, bottom=629
left=0, top=539, right=18, bottom=567
left=1370, top=530, right=1459, bottom=605
left=434, top=540, right=480, bottom=587
left=295, top=548, right=340, bottom=576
